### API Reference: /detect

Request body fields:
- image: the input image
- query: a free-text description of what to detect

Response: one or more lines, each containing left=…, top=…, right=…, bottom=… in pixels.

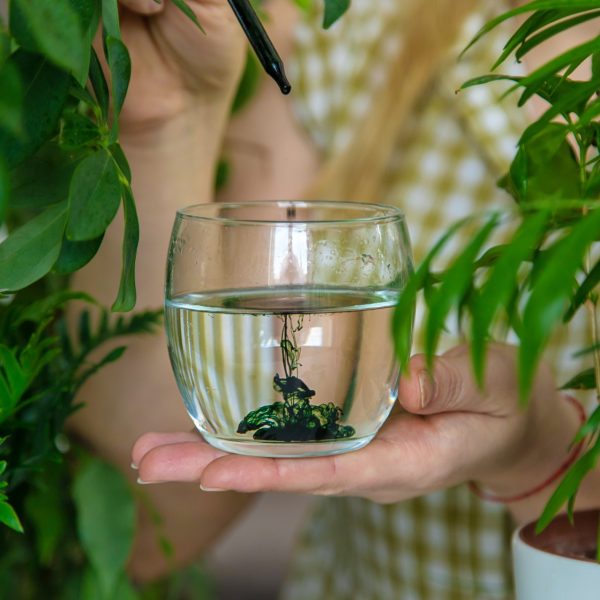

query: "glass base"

left=201, top=431, right=375, bottom=458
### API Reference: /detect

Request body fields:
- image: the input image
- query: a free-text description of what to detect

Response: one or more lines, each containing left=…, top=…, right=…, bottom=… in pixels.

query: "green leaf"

left=564, top=259, right=600, bottom=321
left=55, top=235, right=104, bottom=274
left=0, top=24, right=10, bottom=66
left=59, top=111, right=102, bottom=151
left=560, top=367, right=596, bottom=390
left=67, top=149, right=121, bottom=241
left=24, top=466, right=68, bottom=565
left=515, top=11, right=600, bottom=64
left=0, top=61, right=23, bottom=136
left=536, top=435, right=600, bottom=533
left=0, top=51, right=70, bottom=168
left=323, top=0, right=350, bottom=28
left=104, top=35, right=131, bottom=132
left=0, top=345, right=30, bottom=407
left=519, top=209, right=600, bottom=401
left=10, top=0, right=87, bottom=77
left=111, top=185, right=139, bottom=312
left=0, top=160, right=7, bottom=225
left=293, top=0, right=311, bottom=11
left=109, top=143, right=132, bottom=184
left=508, top=123, right=581, bottom=208
left=15, top=290, right=96, bottom=325
left=101, top=0, right=121, bottom=40
left=171, top=0, right=205, bottom=33
left=73, top=458, right=136, bottom=597
left=0, top=201, right=68, bottom=291
left=393, top=219, right=470, bottom=371
left=10, top=144, right=80, bottom=210
left=471, top=212, right=548, bottom=385
left=0, top=499, right=24, bottom=533
left=573, top=404, right=600, bottom=444
left=424, top=215, right=500, bottom=365
left=463, top=2, right=600, bottom=59
left=89, top=47, right=110, bottom=121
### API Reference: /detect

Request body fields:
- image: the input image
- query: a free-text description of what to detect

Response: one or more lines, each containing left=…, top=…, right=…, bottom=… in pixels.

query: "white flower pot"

left=512, top=509, right=600, bottom=599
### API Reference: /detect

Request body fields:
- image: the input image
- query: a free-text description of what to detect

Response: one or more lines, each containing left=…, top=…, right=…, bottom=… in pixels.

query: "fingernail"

left=418, top=371, right=434, bottom=409
left=137, top=477, right=156, bottom=485
left=200, top=484, right=225, bottom=492
left=130, top=462, right=138, bottom=470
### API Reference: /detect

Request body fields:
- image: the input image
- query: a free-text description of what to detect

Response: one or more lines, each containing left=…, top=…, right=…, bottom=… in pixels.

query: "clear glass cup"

left=165, top=201, right=413, bottom=457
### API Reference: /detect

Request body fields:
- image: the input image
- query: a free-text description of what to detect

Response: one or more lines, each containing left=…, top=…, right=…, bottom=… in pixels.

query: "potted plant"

left=393, top=1, right=600, bottom=597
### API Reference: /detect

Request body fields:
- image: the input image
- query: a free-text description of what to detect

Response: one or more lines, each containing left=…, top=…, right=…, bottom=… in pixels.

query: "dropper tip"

left=280, top=81, right=292, bottom=95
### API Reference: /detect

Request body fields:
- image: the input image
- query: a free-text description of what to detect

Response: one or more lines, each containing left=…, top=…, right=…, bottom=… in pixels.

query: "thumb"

left=398, top=344, right=518, bottom=417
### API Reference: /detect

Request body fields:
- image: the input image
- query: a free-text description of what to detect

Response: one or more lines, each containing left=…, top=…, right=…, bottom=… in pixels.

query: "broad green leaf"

left=101, top=0, right=121, bottom=40
left=55, top=235, right=104, bottom=274
left=73, top=458, right=136, bottom=597
left=0, top=499, right=24, bottom=533
left=10, top=143, right=79, bottom=210
left=111, top=185, right=139, bottom=312
left=0, top=62, right=22, bottom=136
left=171, top=0, right=205, bottom=32
left=424, top=215, right=499, bottom=365
left=90, top=47, right=110, bottom=121
left=10, top=0, right=87, bottom=77
left=564, top=259, right=600, bottom=321
left=519, top=209, right=600, bottom=401
left=59, top=111, right=102, bottom=151
left=232, top=50, right=260, bottom=114
left=536, top=435, right=600, bottom=533
left=0, top=51, right=70, bottom=168
left=471, top=212, right=548, bottom=385
left=67, top=149, right=121, bottom=241
left=69, top=0, right=100, bottom=84
left=393, top=219, right=470, bottom=370
left=560, top=367, right=596, bottom=390
left=105, top=35, right=131, bottom=128
left=323, top=0, right=350, bottom=29
left=0, top=201, right=68, bottom=291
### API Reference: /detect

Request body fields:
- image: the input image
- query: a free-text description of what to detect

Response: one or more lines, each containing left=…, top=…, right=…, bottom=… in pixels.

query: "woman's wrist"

left=120, top=101, right=232, bottom=205
left=472, top=393, right=587, bottom=523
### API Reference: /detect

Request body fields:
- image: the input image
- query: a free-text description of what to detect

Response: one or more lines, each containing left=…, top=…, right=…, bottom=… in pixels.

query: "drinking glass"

left=165, top=201, right=413, bottom=457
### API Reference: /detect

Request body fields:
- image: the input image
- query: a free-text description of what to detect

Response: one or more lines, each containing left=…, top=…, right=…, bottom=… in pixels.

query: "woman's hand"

left=116, top=0, right=247, bottom=129
left=131, top=344, right=584, bottom=522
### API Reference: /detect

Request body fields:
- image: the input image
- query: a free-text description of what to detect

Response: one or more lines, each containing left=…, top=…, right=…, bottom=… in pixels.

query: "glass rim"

left=175, top=200, right=405, bottom=225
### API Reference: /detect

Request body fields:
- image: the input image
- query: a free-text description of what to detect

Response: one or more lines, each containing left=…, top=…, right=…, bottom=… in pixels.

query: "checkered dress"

left=280, top=2, right=593, bottom=599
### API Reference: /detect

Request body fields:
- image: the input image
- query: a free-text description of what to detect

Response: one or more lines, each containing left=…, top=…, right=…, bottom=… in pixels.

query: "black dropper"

left=227, top=0, right=292, bottom=95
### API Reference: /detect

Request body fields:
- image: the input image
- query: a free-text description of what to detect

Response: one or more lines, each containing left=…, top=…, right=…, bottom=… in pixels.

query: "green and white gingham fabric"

left=281, top=1, right=593, bottom=599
